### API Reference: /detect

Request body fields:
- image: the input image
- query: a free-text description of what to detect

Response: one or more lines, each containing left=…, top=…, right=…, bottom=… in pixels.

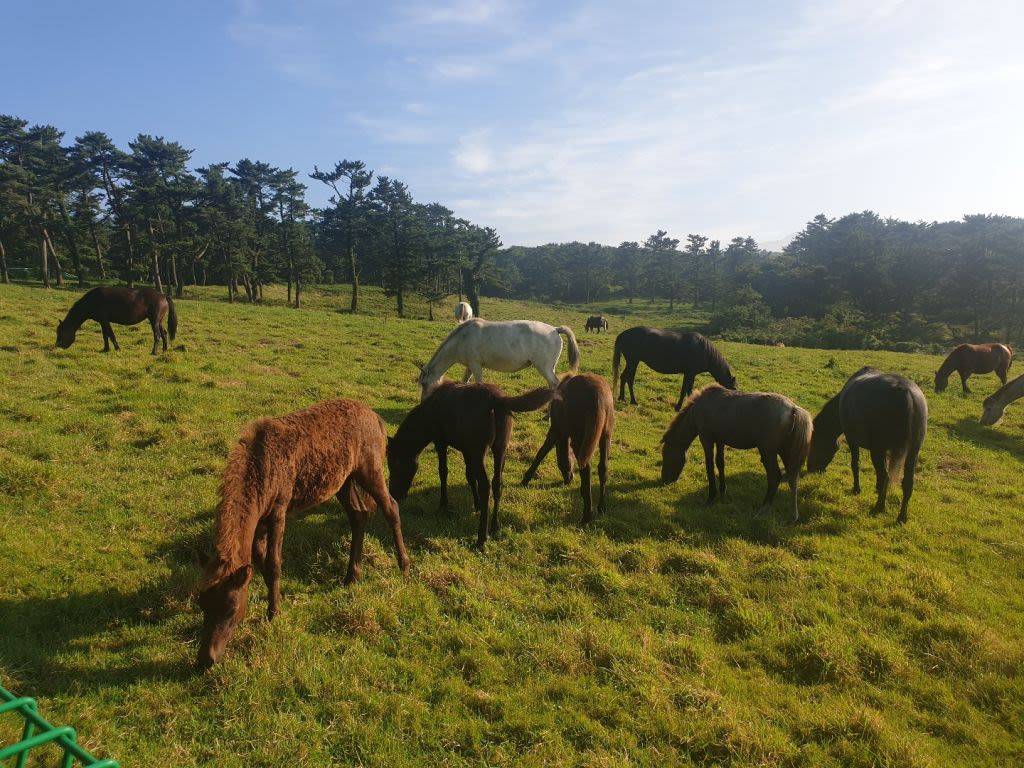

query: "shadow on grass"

left=0, top=582, right=194, bottom=697
left=950, top=417, right=1024, bottom=461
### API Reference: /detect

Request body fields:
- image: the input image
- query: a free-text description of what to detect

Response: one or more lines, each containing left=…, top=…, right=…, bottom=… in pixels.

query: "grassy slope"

left=0, top=282, right=1022, bottom=767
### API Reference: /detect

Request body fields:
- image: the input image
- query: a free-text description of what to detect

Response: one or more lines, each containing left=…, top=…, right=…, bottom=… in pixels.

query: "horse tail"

left=494, top=386, right=556, bottom=414
left=556, top=326, right=580, bottom=373
left=889, top=387, right=927, bottom=484
left=166, top=295, right=178, bottom=341
left=575, top=402, right=605, bottom=468
left=612, top=335, right=622, bottom=391
left=786, top=406, right=814, bottom=474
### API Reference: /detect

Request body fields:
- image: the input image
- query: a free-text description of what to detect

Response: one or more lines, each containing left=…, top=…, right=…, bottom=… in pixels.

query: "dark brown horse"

left=661, top=385, right=813, bottom=521
left=387, top=381, right=554, bottom=548
left=56, top=286, right=177, bottom=354
left=521, top=373, right=615, bottom=523
left=196, top=399, right=410, bottom=670
left=935, top=343, right=1013, bottom=393
left=585, top=315, right=609, bottom=333
left=808, top=367, right=927, bottom=523
left=613, top=326, right=736, bottom=410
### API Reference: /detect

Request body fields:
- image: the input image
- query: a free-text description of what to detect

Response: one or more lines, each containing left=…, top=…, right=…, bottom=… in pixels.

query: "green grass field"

left=1, top=282, right=1022, bottom=767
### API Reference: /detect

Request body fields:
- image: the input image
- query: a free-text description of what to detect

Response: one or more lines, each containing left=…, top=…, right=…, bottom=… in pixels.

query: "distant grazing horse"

left=388, top=382, right=554, bottom=548
left=981, top=372, right=1024, bottom=426
left=196, top=399, right=410, bottom=669
left=416, top=318, right=581, bottom=401
left=455, top=301, right=473, bottom=323
left=613, top=326, right=736, bottom=410
left=661, top=385, right=812, bottom=521
left=56, top=286, right=177, bottom=355
left=585, top=315, right=609, bottom=333
left=808, top=367, right=927, bottom=523
left=935, top=343, right=1013, bottom=393
left=522, top=373, right=615, bottom=523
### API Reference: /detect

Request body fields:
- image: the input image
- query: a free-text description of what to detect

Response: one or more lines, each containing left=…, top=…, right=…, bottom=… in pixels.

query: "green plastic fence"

left=0, top=685, right=119, bottom=767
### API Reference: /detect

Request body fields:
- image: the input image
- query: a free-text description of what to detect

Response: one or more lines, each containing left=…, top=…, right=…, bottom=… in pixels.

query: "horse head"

left=56, top=320, right=75, bottom=349
left=195, top=554, right=253, bottom=671
left=386, top=436, right=419, bottom=501
left=806, top=433, right=840, bottom=473
left=980, top=396, right=1005, bottom=426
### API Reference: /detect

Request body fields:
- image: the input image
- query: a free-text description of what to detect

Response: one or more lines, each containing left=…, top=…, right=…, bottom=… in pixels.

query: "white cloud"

left=453, top=133, right=496, bottom=174
left=404, top=0, right=514, bottom=26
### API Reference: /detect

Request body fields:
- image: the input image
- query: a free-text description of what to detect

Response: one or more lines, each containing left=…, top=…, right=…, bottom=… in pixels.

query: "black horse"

left=807, top=367, right=928, bottom=523
left=612, top=326, right=736, bottom=410
left=585, top=315, right=609, bottom=333
left=56, top=286, right=177, bottom=354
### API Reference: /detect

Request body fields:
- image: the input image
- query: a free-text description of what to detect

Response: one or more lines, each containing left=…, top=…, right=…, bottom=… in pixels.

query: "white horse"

left=417, top=319, right=581, bottom=400
left=454, top=301, right=473, bottom=323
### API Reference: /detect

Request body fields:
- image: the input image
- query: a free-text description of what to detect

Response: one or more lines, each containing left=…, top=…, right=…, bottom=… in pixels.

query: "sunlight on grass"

left=1, top=283, right=1022, bottom=766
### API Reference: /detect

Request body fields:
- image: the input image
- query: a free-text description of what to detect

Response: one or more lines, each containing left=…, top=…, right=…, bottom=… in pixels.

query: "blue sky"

left=4, top=1, right=1023, bottom=247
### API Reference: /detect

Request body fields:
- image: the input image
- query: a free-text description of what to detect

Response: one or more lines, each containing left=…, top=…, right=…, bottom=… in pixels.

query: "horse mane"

left=698, top=335, right=732, bottom=381
left=201, top=420, right=270, bottom=589
left=660, top=384, right=724, bottom=444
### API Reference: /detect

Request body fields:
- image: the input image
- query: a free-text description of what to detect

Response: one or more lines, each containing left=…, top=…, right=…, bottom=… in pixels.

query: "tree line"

left=0, top=115, right=501, bottom=316
left=3, top=114, right=1022, bottom=349
left=490, top=212, right=1024, bottom=350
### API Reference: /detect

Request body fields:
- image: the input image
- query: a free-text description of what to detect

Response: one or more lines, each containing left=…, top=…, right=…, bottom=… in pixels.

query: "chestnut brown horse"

left=522, top=373, right=615, bottom=523
left=388, top=381, right=554, bottom=548
left=56, top=286, right=177, bottom=354
left=935, top=343, right=1013, bottom=393
left=808, top=367, right=927, bottom=523
left=661, top=385, right=813, bottom=521
left=196, top=399, right=410, bottom=670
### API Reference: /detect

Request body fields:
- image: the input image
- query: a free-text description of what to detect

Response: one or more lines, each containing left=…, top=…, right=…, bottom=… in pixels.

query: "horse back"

left=265, top=399, right=385, bottom=513
left=617, top=326, right=703, bottom=373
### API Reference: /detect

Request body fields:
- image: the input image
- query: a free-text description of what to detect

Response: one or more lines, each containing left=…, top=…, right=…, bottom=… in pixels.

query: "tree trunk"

left=40, top=232, right=50, bottom=288
left=43, top=228, right=65, bottom=287
left=57, top=199, right=85, bottom=287
left=349, top=243, right=359, bottom=312
left=295, top=275, right=301, bottom=308
left=88, top=221, right=107, bottom=279
left=0, top=237, right=9, bottom=283
left=396, top=287, right=405, bottom=318
left=169, top=250, right=180, bottom=297
left=462, top=267, right=481, bottom=318
left=124, top=225, right=135, bottom=287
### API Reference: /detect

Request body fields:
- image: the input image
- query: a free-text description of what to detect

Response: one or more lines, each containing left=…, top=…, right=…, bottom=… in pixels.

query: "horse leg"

left=715, top=442, right=726, bottom=497
left=160, top=322, right=168, bottom=352
left=997, top=362, right=1008, bottom=385
left=338, top=480, right=368, bottom=584
left=850, top=443, right=861, bottom=494
left=461, top=367, right=473, bottom=383
left=252, top=521, right=268, bottom=571
left=353, top=467, right=412, bottom=577
left=959, top=371, right=970, bottom=394
left=435, top=442, right=449, bottom=508
left=469, top=456, right=490, bottom=549
left=99, top=321, right=111, bottom=352
left=263, top=504, right=287, bottom=620
left=596, top=432, right=609, bottom=516
left=701, top=437, right=717, bottom=505
left=522, top=427, right=557, bottom=486
left=625, top=362, right=639, bottom=405
left=786, top=456, right=801, bottom=523
left=897, top=451, right=917, bottom=524
left=675, top=374, right=694, bottom=411
left=579, top=464, right=593, bottom=524
left=869, top=448, right=889, bottom=515
left=489, top=422, right=511, bottom=537
left=758, top=448, right=782, bottom=515
left=107, top=324, right=120, bottom=351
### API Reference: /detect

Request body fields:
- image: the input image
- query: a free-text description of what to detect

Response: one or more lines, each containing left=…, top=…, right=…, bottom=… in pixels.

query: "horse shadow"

left=0, top=575, right=196, bottom=697
left=587, top=468, right=847, bottom=547
left=950, top=417, right=1024, bottom=460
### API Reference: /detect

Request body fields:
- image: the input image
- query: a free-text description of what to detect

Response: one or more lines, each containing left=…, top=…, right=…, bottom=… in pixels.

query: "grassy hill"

left=0, top=282, right=1021, bottom=767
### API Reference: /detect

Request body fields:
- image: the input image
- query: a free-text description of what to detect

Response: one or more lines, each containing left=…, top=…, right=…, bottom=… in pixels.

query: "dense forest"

left=2, top=115, right=1022, bottom=349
